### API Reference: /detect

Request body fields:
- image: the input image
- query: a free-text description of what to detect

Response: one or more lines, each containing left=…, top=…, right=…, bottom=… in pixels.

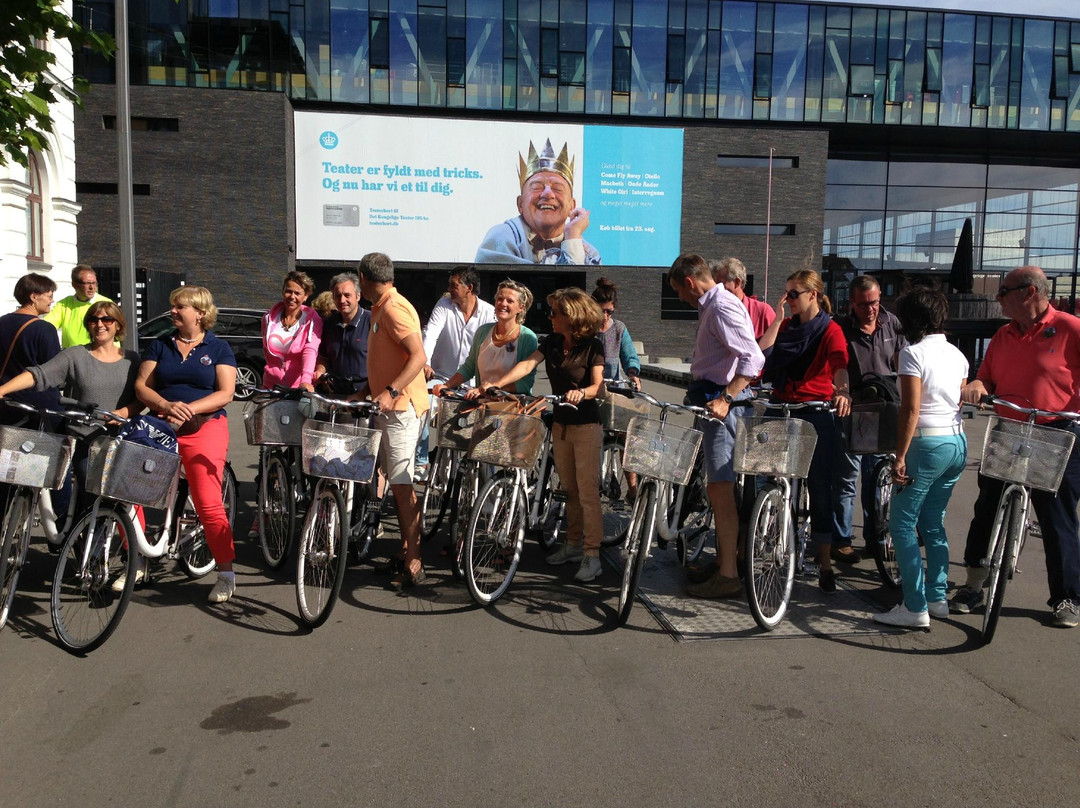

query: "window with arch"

left=26, top=151, right=44, bottom=262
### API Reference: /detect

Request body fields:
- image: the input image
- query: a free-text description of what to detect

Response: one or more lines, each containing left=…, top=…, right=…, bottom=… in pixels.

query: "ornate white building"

left=0, top=4, right=81, bottom=307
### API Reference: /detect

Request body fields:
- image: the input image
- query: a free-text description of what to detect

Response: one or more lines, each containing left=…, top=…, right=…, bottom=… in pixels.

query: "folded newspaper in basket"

left=0, top=425, right=74, bottom=490
left=86, top=416, right=181, bottom=509
left=307, top=449, right=377, bottom=482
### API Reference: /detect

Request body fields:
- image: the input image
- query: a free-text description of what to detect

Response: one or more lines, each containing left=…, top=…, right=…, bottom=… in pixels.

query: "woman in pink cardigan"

left=261, top=271, right=323, bottom=390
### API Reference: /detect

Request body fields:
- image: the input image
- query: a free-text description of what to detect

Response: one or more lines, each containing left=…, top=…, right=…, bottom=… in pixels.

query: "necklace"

left=176, top=334, right=202, bottom=345
left=491, top=323, right=520, bottom=345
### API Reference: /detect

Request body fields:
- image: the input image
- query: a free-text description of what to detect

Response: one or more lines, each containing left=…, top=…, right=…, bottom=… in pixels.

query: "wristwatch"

left=721, top=390, right=735, bottom=404
left=386, top=386, right=400, bottom=399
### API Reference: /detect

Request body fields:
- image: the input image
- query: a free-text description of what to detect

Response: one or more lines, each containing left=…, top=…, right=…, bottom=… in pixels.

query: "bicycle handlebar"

left=975, top=394, right=1080, bottom=422
left=302, top=389, right=380, bottom=417
left=1, top=397, right=124, bottom=426
left=241, top=384, right=305, bottom=402
left=760, top=399, right=836, bottom=414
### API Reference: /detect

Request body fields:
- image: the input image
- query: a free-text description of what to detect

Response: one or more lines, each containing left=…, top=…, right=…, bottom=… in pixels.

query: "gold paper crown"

left=518, top=139, right=575, bottom=188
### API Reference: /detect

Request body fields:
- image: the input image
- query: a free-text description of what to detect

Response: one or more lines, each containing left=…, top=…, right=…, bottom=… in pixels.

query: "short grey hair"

left=711, top=257, right=747, bottom=286
left=329, top=272, right=360, bottom=294
left=849, top=274, right=880, bottom=295
left=1013, top=265, right=1051, bottom=299
left=358, top=252, right=394, bottom=284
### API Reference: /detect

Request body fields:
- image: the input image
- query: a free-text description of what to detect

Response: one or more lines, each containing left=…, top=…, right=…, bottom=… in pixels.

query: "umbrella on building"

left=950, top=218, right=975, bottom=293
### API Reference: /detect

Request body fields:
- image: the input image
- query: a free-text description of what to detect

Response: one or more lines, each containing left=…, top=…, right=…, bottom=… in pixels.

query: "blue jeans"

left=833, top=449, right=887, bottom=548
left=888, top=433, right=967, bottom=612
left=792, top=408, right=838, bottom=549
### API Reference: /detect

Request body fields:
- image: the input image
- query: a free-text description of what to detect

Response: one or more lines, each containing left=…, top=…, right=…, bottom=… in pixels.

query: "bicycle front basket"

left=85, top=435, right=181, bottom=508
left=436, top=397, right=481, bottom=451
left=980, top=416, right=1076, bottom=492
left=0, top=426, right=74, bottom=490
left=598, top=390, right=653, bottom=433
left=467, top=407, right=547, bottom=469
left=244, top=397, right=305, bottom=446
left=301, top=420, right=381, bottom=483
left=734, top=415, right=818, bottom=479
left=622, top=416, right=703, bottom=486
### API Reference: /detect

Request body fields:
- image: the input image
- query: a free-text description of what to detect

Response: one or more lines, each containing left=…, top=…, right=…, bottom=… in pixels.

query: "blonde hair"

left=787, top=269, right=832, bottom=315
left=169, top=286, right=219, bottom=330
left=310, top=290, right=334, bottom=318
left=547, top=287, right=603, bottom=343
left=496, top=279, right=533, bottom=324
left=83, top=300, right=127, bottom=341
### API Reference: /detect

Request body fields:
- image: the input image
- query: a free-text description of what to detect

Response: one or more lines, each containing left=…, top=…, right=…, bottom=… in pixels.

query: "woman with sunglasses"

left=759, top=269, right=851, bottom=594
left=0, top=301, right=143, bottom=519
left=591, top=277, right=641, bottom=391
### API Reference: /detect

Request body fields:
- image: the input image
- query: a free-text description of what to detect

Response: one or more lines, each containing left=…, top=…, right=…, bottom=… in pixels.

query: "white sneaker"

left=927, top=600, right=949, bottom=619
left=111, top=561, right=148, bottom=592
left=873, top=603, right=930, bottom=629
left=545, top=543, right=584, bottom=566
left=208, top=573, right=236, bottom=604
left=573, top=555, right=603, bottom=583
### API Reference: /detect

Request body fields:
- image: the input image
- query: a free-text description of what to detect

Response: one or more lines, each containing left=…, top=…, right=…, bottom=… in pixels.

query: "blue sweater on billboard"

left=475, top=216, right=601, bottom=265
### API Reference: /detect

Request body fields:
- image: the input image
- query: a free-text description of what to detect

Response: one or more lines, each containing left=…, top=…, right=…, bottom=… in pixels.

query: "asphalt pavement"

left=1, top=375, right=1077, bottom=807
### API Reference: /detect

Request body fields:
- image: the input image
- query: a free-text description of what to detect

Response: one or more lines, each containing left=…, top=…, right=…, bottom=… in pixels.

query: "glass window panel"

left=416, top=6, right=446, bottom=105
left=889, top=162, right=986, bottom=188
left=755, top=1, right=772, bottom=54
left=754, top=53, right=770, bottom=98
left=559, top=0, right=586, bottom=50
left=886, top=185, right=983, bottom=212
left=1020, top=18, right=1053, bottom=130
left=541, top=27, right=558, bottom=77
left=389, top=6, right=418, bottom=105
left=467, top=0, right=502, bottom=109
left=668, top=34, right=685, bottom=82
left=370, top=16, right=389, bottom=70
left=560, top=50, right=585, bottom=85
left=941, top=14, right=974, bottom=126
left=683, top=13, right=707, bottom=116
left=586, top=0, right=614, bottom=114
left=988, top=164, right=1080, bottom=190
left=849, top=64, right=873, bottom=96
left=850, top=6, right=876, bottom=65
left=825, top=4, right=849, bottom=30
left=631, top=0, right=665, bottom=115
left=826, top=159, right=887, bottom=185
left=770, top=3, right=806, bottom=121
left=718, top=1, right=755, bottom=119
left=516, top=0, right=539, bottom=110
left=822, top=28, right=848, bottom=121
left=804, top=4, right=824, bottom=121
left=825, top=184, right=887, bottom=211
left=925, top=48, right=941, bottom=92
left=902, top=12, right=925, bottom=124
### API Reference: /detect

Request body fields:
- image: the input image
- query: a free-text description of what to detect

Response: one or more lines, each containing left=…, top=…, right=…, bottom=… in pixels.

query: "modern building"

left=71, top=0, right=1080, bottom=356
left=1, top=2, right=81, bottom=307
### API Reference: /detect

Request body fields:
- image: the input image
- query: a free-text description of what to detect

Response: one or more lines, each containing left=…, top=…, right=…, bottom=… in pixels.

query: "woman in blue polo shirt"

left=134, top=286, right=238, bottom=604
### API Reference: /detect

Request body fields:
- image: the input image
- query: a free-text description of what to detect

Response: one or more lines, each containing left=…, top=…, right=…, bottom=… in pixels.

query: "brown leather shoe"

left=686, top=570, right=743, bottom=599
left=831, top=545, right=862, bottom=564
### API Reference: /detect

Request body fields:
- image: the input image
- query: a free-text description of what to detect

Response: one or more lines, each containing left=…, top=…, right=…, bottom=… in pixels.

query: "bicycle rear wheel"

left=599, top=438, right=635, bottom=548
left=421, top=448, right=453, bottom=541
left=296, top=484, right=348, bottom=627
left=617, top=486, right=658, bottom=625
left=259, top=451, right=296, bottom=570
left=871, top=459, right=901, bottom=589
left=676, top=450, right=712, bottom=565
left=465, top=475, right=525, bottom=606
left=0, top=489, right=34, bottom=630
left=51, top=503, right=137, bottom=653
left=450, top=465, right=481, bottom=580
left=981, top=489, right=1024, bottom=646
left=744, top=483, right=796, bottom=631
left=177, top=474, right=228, bottom=579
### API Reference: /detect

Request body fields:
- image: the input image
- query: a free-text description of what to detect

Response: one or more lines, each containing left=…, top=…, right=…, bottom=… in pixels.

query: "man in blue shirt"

left=314, top=273, right=370, bottom=394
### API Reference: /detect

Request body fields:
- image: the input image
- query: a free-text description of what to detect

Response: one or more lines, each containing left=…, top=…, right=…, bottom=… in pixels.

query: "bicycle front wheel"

left=744, top=483, right=796, bottom=631
left=296, top=484, right=348, bottom=627
left=51, top=503, right=137, bottom=653
left=259, top=450, right=296, bottom=570
left=617, top=485, right=658, bottom=625
left=676, top=450, right=712, bottom=565
left=982, top=489, right=1024, bottom=646
left=0, top=489, right=34, bottom=629
left=871, top=459, right=901, bottom=589
left=465, top=475, right=526, bottom=606
left=420, top=448, right=453, bottom=541
left=599, top=438, right=634, bottom=548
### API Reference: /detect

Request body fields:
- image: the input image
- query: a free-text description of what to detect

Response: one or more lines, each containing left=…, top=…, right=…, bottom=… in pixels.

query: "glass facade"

left=74, top=1, right=1080, bottom=132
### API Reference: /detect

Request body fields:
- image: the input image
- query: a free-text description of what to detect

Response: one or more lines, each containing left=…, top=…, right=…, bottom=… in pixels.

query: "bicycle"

left=614, top=389, right=709, bottom=624
left=294, top=391, right=383, bottom=627
left=869, top=454, right=902, bottom=588
left=51, top=409, right=237, bottom=652
left=243, top=386, right=307, bottom=570
left=0, top=399, right=78, bottom=630
left=735, top=400, right=829, bottom=631
left=972, top=395, right=1078, bottom=645
left=597, top=381, right=651, bottom=550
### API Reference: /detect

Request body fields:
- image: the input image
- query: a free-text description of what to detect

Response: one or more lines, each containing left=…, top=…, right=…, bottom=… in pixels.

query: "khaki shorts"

left=379, top=404, right=425, bottom=485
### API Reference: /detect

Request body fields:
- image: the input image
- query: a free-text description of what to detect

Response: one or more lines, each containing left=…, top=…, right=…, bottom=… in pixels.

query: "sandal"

left=390, top=563, right=427, bottom=591
left=373, top=555, right=405, bottom=575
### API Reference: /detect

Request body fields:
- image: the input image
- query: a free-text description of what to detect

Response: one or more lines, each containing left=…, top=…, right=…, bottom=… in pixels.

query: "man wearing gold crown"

left=476, top=138, right=601, bottom=265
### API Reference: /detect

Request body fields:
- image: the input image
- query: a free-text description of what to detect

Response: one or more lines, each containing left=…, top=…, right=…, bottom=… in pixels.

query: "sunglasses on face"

left=785, top=289, right=811, bottom=300
left=601, top=308, right=615, bottom=316
left=997, top=283, right=1032, bottom=298
left=87, top=316, right=116, bottom=325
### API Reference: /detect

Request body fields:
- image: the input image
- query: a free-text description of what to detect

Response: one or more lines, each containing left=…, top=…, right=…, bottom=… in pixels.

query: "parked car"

left=138, top=307, right=265, bottom=401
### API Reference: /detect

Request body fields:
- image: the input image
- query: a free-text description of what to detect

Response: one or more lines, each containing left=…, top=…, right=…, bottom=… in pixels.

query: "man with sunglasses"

left=832, top=275, right=905, bottom=564
left=953, top=266, right=1080, bottom=628
left=43, top=265, right=112, bottom=348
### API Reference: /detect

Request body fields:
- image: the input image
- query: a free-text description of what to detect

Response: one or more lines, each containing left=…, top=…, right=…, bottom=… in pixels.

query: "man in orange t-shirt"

left=359, top=251, right=430, bottom=589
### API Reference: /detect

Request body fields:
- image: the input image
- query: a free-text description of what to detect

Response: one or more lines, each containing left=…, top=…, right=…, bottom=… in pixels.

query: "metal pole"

left=115, top=0, right=137, bottom=350
left=764, top=147, right=774, bottom=299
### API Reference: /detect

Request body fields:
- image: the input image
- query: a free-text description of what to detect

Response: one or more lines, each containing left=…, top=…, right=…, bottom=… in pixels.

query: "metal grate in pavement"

left=603, top=545, right=895, bottom=642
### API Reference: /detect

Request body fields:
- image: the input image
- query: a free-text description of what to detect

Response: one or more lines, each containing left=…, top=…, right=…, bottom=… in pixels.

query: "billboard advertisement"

left=293, top=111, right=683, bottom=267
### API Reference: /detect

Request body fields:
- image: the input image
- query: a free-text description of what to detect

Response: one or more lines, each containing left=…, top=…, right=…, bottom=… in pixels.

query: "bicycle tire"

left=177, top=474, right=228, bottom=580
left=420, top=448, right=453, bottom=541
left=617, top=485, right=658, bottom=625
left=743, top=483, right=796, bottom=631
left=465, top=475, right=526, bottom=606
left=450, top=464, right=480, bottom=580
left=296, top=484, right=348, bottom=627
left=51, top=503, right=137, bottom=653
left=599, top=438, right=635, bottom=548
left=676, top=450, right=712, bottom=565
left=0, top=489, right=34, bottom=630
left=259, top=450, right=296, bottom=570
left=871, top=459, right=902, bottom=589
left=981, top=489, right=1024, bottom=646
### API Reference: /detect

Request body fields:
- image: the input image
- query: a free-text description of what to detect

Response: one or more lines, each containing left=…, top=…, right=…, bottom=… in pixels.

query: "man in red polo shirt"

left=955, top=265, right=1080, bottom=628
left=710, top=257, right=775, bottom=342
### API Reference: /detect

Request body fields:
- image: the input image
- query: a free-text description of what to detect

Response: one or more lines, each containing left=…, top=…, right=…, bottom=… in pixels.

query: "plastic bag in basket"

left=308, top=446, right=377, bottom=482
left=117, top=415, right=179, bottom=454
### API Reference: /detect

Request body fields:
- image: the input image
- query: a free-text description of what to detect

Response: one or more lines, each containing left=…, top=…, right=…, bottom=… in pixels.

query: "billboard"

left=293, top=111, right=683, bottom=267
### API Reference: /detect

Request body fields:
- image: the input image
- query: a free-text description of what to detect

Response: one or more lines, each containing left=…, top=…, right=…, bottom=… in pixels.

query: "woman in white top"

left=874, top=287, right=969, bottom=629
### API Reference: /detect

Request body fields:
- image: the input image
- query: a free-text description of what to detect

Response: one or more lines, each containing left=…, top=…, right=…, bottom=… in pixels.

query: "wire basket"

left=436, top=397, right=481, bottom=451
left=622, top=416, right=703, bottom=486
left=244, top=398, right=305, bottom=446
left=302, top=420, right=381, bottom=483
left=0, top=426, right=74, bottom=490
left=734, top=416, right=819, bottom=479
left=980, top=416, right=1076, bottom=492
left=85, top=436, right=181, bottom=508
left=598, top=390, right=653, bottom=432
left=467, top=407, right=547, bottom=469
